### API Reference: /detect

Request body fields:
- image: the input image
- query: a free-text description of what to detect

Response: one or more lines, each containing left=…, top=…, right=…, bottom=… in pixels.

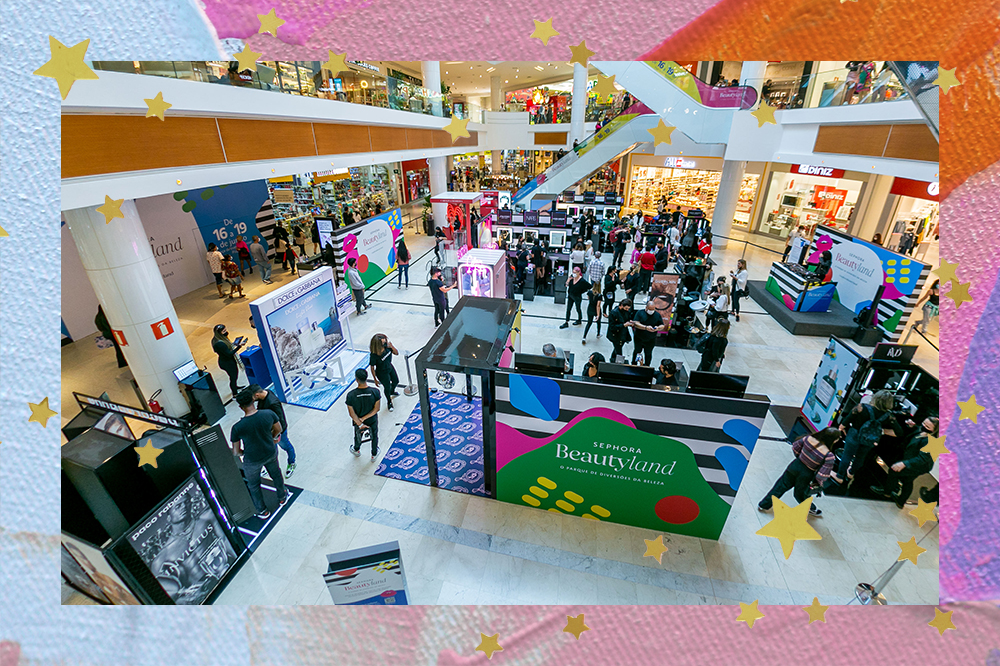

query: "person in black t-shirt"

left=606, top=299, right=634, bottom=362
left=653, top=359, right=680, bottom=389
left=428, top=267, right=457, bottom=326
left=654, top=240, right=670, bottom=272
left=345, top=368, right=382, bottom=461
left=252, top=384, right=296, bottom=478
left=559, top=266, right=590, bottom=328
left=230, top=388, right=288, bottom=518
left=369, top=333, right=400, bottom=412
left=629, top=299, right=665, bottom=366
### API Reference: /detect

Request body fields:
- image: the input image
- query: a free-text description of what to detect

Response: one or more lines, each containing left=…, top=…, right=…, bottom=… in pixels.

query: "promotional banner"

left=124, top=476, right=238, bottom=605
left=61, top=544, right=111, bottom=603
left=801, top=336, right=865, bottom=429
left=644, top=61, right=758, bottom=109
left=176, top=181, right=271, bottom=266
left=341, top=208, right=402, bottom=288
left=61, top=533, right=141, bottom=605
left=316, top=217, right=335, bottom=252
left=576, top=102, right=655, bottom=158
left=479, top=190, right=499, bottom=217
left=323, top=541, right=409, bottom=605
left=649, top=273, right=680, bottom=328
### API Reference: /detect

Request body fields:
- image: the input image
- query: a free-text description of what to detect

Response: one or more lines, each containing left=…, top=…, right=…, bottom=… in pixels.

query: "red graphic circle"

left=358, top=254, right=369, bottom=272
left=380, top=590, right=397, bottom=597
left=654, top=496, right=700, bottom=524
left=334, top=568, right=357, bottom=577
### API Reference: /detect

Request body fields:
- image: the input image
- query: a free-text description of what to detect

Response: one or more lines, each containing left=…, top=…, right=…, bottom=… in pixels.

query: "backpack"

left=852, top=405, right=888, bottom=447
left=695, top=333, right=711, bottom=354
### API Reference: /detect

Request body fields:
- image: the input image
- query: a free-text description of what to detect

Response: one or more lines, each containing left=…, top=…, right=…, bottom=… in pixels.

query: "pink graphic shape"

left=495, top=408, right=637, bottom=471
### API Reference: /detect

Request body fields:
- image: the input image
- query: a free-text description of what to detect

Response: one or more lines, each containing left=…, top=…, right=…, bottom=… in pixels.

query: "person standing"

left=230, top=388, right=288, bottom=518
left=396, top=237, right=410, bottom=289
left=697, top=231, right=713, bottom=258
left=569, top=242, right=586, bottom=276
left=560, top=266, right=590, bottom=329
left=274, top=226, right=291, bottom=270
left=346, top=368, right=382, bottom=461
left=369, top=333, right=400, bottom=412
left=666, top=222, right=681, bottom=262
left=872, top=417, right=938, bottom=509
left=581, top=282, right=604, bottom=344
left=783, top=225, right=805, bottom=262
left=235, top=235, right=252, bottom=276
left=696, top=318, right=730, bottom=373
left=532, top=238, right=548, bottom=292
left=428, top=266, right=456, bottom=326
left=434, top=226, right=446, bottom=263
left=606, top=299, right=634, bottom=362
left=249, top=235, right=272, bottom=284
left=830, top=390, right=896, bottom=485
left=705, top=282, right=730, bottom=326
left=914, top=280, right=939, bottom=334
left=212, top=324, right=246, bottom=399
left=654, top=240, right=670, bottom=272
left=757, top=427, right=842, bottom=518
left=252, top=384, right=296, bottom=478
left=206, top=243, right=226, bottom=298
left=629, top=298, right=665, bottom=366
left=285, top=242, right=299, bottom=276
left=94, top=305, right=128, bottom=368
left=639, top=246, right=657, bottom=293
left=730, top=259, right=749, bottom=322
left=587, top=250, right=606, bottom=289
left=515, top=242, right=530, bottom=287
left=346, top=258, right=368, bottom=315
left=602, top=265, right=619, bottom=318
left=612, top=223, right=628, bottom=268
left=623, top=263, right=642, bottom=303
left=222, top=255, right=245, bottom=299
left=293, top=225, right=308, bottom=258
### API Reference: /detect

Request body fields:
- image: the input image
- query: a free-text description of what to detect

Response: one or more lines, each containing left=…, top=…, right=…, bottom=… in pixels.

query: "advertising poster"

left=316, top=218, right=335, bottom=253
left=125, top=477, right=238, bottom=605
left=175, top=181, right=271, bottom=264
left=341, top=209, right=402, bottom=288
left=643, top=61, right=758, bottom=109
left=323, top=541, right=409, bottom=605
left=61, top=533, right=141, bottom=605
left=801, top=336, right=865, bottom=429
left=479, top=190, right=499, bottom=216
left=649, top=273, right=680, bottom=329
left=61, top=544, right=111, bottom=603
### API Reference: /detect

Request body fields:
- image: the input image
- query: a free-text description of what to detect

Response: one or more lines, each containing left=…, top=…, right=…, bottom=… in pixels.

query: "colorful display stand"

left=430, top=191, right=482, bottom=252
left=324, top=541, right=409, bottom=605
left=457, top=249, right=507, bottom=299
left=766, top=262, right=837, bottom=313
left=328, top=208, right=404, bottom=287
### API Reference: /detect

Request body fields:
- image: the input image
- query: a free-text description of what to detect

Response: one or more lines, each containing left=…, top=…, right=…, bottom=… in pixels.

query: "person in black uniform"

left=428, top=267, right=457, bottom=326
left=871, top=416, right=938, bottom=509
left=345, top=368, right=382, bottom=462
left=559, top=266, right=590, bottom=328
left=654, top=240, right=670, bottom=272
left=531, top=238, right=547, bottom=293
left=230, top=388, right=288, bottom=518
left=252, top=384, right=297, bottom=478
left=582, top=352, right=605, bottom=378
left=212, top=324, right=246, bottom=399
left=602, top=266, right=619, bottom=318
left=654, top=359, right=680, bottom=388
left=606, top=299, right=634, bottom=362
left=629, top=299, right=665, bottom=366
left=369, top=333, right=400, bottom=412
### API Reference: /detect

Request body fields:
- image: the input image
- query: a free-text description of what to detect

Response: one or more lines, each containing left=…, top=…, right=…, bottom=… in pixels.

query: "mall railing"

left=902, top=323, right=939, bottom=351
left=742, top=64, right=910, bottom=110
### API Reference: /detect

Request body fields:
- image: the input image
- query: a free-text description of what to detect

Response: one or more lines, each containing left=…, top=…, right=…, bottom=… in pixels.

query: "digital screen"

left=604, top=192, right=618, bottom=204
left=550, top=230, right=567, bottom=248
left=172, top=360, right=199, bottom=382
left=687, top=371, right=750, bottom=399
left=550, top=211, right=568, bottom=228
left=598, top=362, right=654, bottom=386
left=583, top=191, right=596, bottom=204
left=523, top=211, right=539, bottom=227
left=498, top=209, right=513, bottom=224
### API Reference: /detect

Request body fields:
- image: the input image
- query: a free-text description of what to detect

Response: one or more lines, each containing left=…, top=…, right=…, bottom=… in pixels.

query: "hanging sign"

left=793, top=164, right=846, bottom=178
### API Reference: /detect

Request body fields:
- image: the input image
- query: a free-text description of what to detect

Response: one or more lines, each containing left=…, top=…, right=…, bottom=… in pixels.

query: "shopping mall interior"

left=60, top=59, right=942, bottom=607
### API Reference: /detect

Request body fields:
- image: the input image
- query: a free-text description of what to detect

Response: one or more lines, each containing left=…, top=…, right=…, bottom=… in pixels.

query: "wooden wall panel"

left=432, top=130, right=451, bottom=148
left=534, top=132, right=568, bottom=145
left=884, top=124, right=939, bottom=162
left=406, top=128, right=434, bottom=150
left=369, top=126, right=408, bottom=152
left=313, top=123, right=372, bottom=155
left=814, top=124, right=891, bottom=157
left=454, top=132, right=479, bottom=148
left=216, top=119, right=317, bottom=162
left=62, top=116, right=226, bottom=178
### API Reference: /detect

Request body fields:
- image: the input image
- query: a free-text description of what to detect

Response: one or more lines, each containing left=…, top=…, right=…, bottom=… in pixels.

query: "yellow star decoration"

left=934, top=67, right=961, bottom=95
left=803, top=597, right=829, bottom=624
left=592, top=74, right=618, bottom=99
left=563, top=614, right=591, bottom=639
left=530, top=18, right=560, bottom=46
left=643, top=534, right=669, bottom=563
left=946, top=279, right=973, bottom=309
left=135, top=439, right=165, bottom=468
left=897, top=536, right=927, bottom=565
left=144, top=92, right=172, bottom=121
left=257, top=8, right=285, bottom=37
left=921, top=434, right=950, bottom=462
left=933, top=259, right=959, bottom=282
left=751, top=101, right=778, bottom=127
left=756, top=496, right=822, bottom=559
left=475, top=633, right=503, bottom=660
left=737, top=600, right=765, bottom=628
left=927, top=607, right=956, bottom=636
left=443, top=116, right=471, bottom=143
left=647, top=119, right=677, bottom=146
left=840, top=0, right=858, bottom=3
left=957, top=395, right=985, bottom=423
left=33, top=36, right=100, bottom=100
left=909, top=498, right=938, bottom=528
left=568, top=40, right=595, bottom=68
left=0, top=224, right=8, bottom=237
left=28, top=398, right=58, bottom=428
left=233, top=43, right=262, bottom=73
left=96, top=195, right=125, bottom=224
left=321, top=50, right=349, bottom=74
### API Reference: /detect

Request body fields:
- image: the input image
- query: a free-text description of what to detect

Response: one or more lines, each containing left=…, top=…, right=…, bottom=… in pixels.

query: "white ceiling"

left=385, top=61, right=602, bottom=98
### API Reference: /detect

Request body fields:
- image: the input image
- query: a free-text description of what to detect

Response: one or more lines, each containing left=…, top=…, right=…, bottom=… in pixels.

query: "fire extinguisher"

left=148, top=389, right=164, bottom=414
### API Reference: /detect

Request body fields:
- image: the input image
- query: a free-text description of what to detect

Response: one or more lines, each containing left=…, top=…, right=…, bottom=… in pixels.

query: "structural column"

left=739, top=61, right=768, bottom=90
left=421, top=61, right=443, bottom=117
left=428, top=156, right=448, bottom=229
left=570, top=63, right=587, bottom=141
left=64, top=201, right=196, bottom=416
left=711, top=160, right=747, bottom=249
left=490, top=75, right=502, bottom=111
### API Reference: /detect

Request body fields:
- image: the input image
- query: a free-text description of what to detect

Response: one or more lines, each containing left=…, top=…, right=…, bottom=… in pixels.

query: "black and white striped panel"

left=255, top=199, right=277, bottom=259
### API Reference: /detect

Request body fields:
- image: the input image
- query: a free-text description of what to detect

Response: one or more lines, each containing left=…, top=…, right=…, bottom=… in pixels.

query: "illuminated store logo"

left=795, top=164, right=842, bottom=177
left=348, top=60, right=381, bottom=73
left=664, top=157, right=696, bottom=169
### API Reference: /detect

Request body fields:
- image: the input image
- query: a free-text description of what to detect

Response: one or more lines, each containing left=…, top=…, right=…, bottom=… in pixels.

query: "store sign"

left=151, top=318, right=174, bottom=339
left=794, top=164, right=845, bottom=178
left=664, top=157, right=697, bottom=169
left=348, top=60, right=381, bottom=74
left=872, top=342, right=917, bottom=363
left=890, top=177, right=940, bottom=202
left=313, top=169, right=351, bottom=184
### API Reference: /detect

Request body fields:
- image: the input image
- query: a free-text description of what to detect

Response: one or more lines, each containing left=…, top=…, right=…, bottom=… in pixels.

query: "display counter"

left=766, top=262, right=836, bottom=312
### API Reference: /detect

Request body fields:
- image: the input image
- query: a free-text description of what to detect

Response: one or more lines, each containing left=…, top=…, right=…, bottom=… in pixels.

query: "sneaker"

left=581, top=339, right=587, bottom=345
left=388, top=405, right=394, bottom=412
left=285, top=463, right=296, bottom=478
left=919, top=487, right=935, bottom=503
left=351, top=447, right=361, bottom=457
left=559, top=323, right=569, bottom=329
left=870, top=485, right=888, bottom=496
left=371, top=447, right=380, bottom=462
left=892, top=493, right=908, bottom=510
left=257, top=509, right=271, bottom=519
left=279, top=492, right=290, bottom=506
left=573, top=321, right=582, bottom=326
left=596, top=334, right=601, bottom=339
left=757, top=503, right=771, bottom=513
left=808, top=505, right=823, bottom=518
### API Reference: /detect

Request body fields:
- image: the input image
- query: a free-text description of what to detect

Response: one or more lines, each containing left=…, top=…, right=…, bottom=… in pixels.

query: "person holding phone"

left=212, top=324, right=246, bottom=401
left=428, top=267, right=456, bottom=326
left=369, top=333, right=400, bottom=412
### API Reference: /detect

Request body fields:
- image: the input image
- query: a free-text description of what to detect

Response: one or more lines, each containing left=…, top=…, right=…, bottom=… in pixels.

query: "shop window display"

left=756, top=169, right=863, bottom=239
left=628, top=166, right=759, bottom=227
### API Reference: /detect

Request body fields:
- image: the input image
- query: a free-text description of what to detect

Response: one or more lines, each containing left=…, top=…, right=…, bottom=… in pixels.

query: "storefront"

left=753, top=163, right=868, bottom=239
left=401, top=158, right=430, bottom=203
left=885, top=176, right=939, bottom=260
left=625, top=155, right=764, bottom=227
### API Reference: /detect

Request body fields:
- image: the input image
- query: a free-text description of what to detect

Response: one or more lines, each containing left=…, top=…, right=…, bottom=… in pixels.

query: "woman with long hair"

left=396, top=237, right=411, bottom=289
left=581, top=281, right=604, bottom=345
left=730, top=259, right=749, bottom=322
left=602, top=265, right=619, bottom=318
left=212, top=324, right=246, bottom=399
left=831, top=389, right=897, bottom=485
left=623, top=263, right=642, bottom=303
left=369, top=333, right=400, bottom=412
left=697, top=318, right=730, bottom=373
left=758, top=426, right=842, bottom=518
left=706, top=282, right=730, bottom=326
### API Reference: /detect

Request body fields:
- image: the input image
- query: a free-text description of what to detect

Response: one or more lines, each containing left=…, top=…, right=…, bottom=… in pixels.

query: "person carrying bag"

left=831, top=390, right=896, bottom=485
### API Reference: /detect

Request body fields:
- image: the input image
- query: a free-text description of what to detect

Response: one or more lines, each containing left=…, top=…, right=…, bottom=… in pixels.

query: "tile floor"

left=61, top=231, right=940, bottom=605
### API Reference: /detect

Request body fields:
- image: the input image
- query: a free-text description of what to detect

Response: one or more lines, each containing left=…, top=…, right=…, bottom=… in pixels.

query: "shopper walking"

left=629, top=298, right=665, bottom=366
left=783, top=225, right=805, bottom=262
left=369, top=333, right=400, bottom=412
left=757, top=427, right=842, bottom=518
left=730, top=259, right=749, bottom=322
left=428, top=266, right=456, bottom=326
left=274, top=226, right=291, bottom=270
left=560, top=266, right=590, bottom=329
left=346, top=368, right=382, bottom=461
left=94, top=305, right=128, bottom=368
left=293, top=225, right=308, bottom=258
left=249, top=236, right=272, bottom=284
left=235, top=236, right=252, bottom=276
left=252, top=384, right=296, bottom=478
left=221, top=255, right=245, bottom=299
left=696, top=318, right=730, bottom=373
left=230, top=388, right=289, bottom=518
left=872, top=417, right=938, bottom=508
left=623, top=264, right=642, bottom=303
left=831, top=390, right=896, bottom=485
left=212, top=324, right=246, bottom=399
left=607, top=299, right=634, bottom=362
left=285, top=242, right=299, bottom=276
left=346, top=257, right=368, bottom=315
left=602, top=266, right=619, bottom=318
left=612, top=224, right=628, bottom=268
left=569, top=242, right=586, bottom=275
left=914, top=279, right=940, bottom=334
left=434, top=227, right=446, bottom=263
left=206, top=243, right=226, bottom=298
left=396, top=237, right=411, bottom=288
left=639, top=246, right=656, bottom=293
left=581, top=282, right=604, bottom=344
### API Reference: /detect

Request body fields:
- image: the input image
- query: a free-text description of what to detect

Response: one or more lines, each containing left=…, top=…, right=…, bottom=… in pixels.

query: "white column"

left=64, top=201, right=195, bottom=416
left=740, top=61, right=768, bottom=93
left=711, top=160, right=747, bottom=249
left=570, top=63, right=587, bottom=141
left=490, top=75, right=502, bottom=111
left=421, top=61, right=443, bottom=117
left=491, top=150, right=501, bottom=175
left=428, top=156, right=448, bottom=229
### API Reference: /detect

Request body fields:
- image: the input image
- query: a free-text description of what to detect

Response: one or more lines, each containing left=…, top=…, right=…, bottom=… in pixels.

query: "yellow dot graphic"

left=887, top=277, right=895, bottom=283
left=582, top=514, right=600, bottom=520
left=887, top=260, right=896, bottom=265
left=590, top=505, right=611, bottom=518
left=564, top=491, right=584, bottom=503
left=886, top=268, right=896, bottom=274
left=529, top=486, right=549, bottom=498
left=555, top=499, right=576, bottom=512
left=548, top=508, right=562, bottom=513
left=901, top=268, right=909, bottom=274
left=537, top=477, right=557, bottom=490
left=522, top=494, right=541, bottom=507
left=900, top=278, right=909, bottom=283
left=901, top=259, right=911, bottom=265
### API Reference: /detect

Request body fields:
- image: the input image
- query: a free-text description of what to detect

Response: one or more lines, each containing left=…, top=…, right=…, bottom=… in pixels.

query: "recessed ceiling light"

left=534, top=66, right=544, bottom=71
left=505, top=80, right=509, bottom=83
left=486, top=67, right=495, bottom=72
